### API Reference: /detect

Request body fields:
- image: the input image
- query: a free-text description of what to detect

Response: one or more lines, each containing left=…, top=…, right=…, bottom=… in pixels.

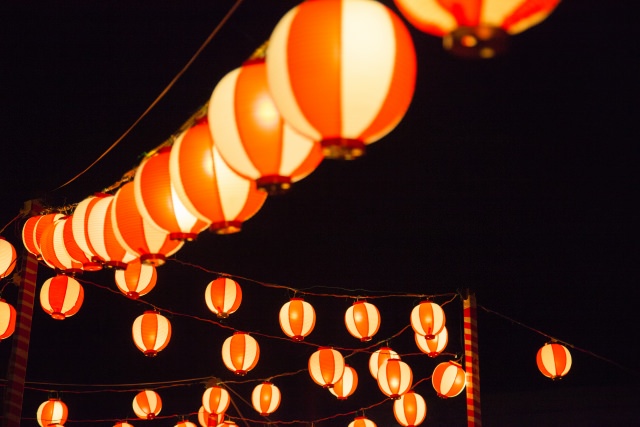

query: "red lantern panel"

left=348, top=416, right=377, bottom=427
left=204, top=277, right=242, bottom=318
left=393, top=390, right=427, bottom=427
left=279, top=297, right=315, bottom=341
left=432, top=361, right=466, bottom=398
left=202, top=386, right=231, bottom=415
left=132, top=390, right=162, bottom=420
left=329, top=364, right=358, bottom=400
left=36, top=398, right=68, bottom=427
left=23, top=213, right=64, bottom=259
left=115, top=259, right=157, bottom=299
left=40, top=217, right=83, bottom=274
left=414, top=327, right=448, bottom=357
left=0, top=238, right=17, bottom=279
left=132, top=311, right=172, bottom=356
left=251, top=381, right=281, bottom=415
left=308, top=347, right=345, bottom=388
left=377, top=358, right=413, bottom=399
left=536, top=343, right=572, bottom=379
left=198, top=406, right=225, bottom=427
left=221, top=332, right=260, bottom=375
left=0, top=299, right=17, bottom=340
left=369, top=346, right=399, bottom=379
left=40, top=275, right=84, bottom=320
left=345, top=300, right=380, bottom=341
left=410, top=301, right=445, bottom=339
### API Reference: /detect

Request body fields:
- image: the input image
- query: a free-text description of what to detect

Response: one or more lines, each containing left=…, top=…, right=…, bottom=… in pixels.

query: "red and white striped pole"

left=463, top=290, right=482, bottom=426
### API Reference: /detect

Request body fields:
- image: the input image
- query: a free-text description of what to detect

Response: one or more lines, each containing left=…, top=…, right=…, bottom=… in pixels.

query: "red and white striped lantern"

left=40, top=275, right=84, bottom=320
left=23, top=213, right=64, bottom=259
left=175, top=421, right=197, bottom=427
left=432, top=361, right=466, bottom=398
left=251, top=381, right=281, bottom=415
left=36, top=398, right=68, bottom=427
left=115, top=258, right=157, bottom=299
left=204, top=277, right=242, bottom=318
left=0, top=237, right=17, bottom=279
left=369, top=346, right=399, bottom=379
left=308, top=347, right=345, bottom=388
left=0, top=298, right=17, bottom=340
left=39, top=217, right=83, bottom=274
left=377, top=358, right=413, bottom=399
left=393, top=390, right=427, bottom=427
left=536, top=342, right=572, bottom=379
left=87, top=196, right=137, bottom=269
left=202, top=386, right=231, bottom=415
left=132, top=390, right=162, bottom=419
left=348, top=416, right=377, bottom=427
left=221, top=332, right=260, bottom=375
left=279, top=297, right=315, bottom=341
left=329, top=364, right=358, bottom=400
left=345, top=300, right=380, bottom=341
left=113, top=422, right=134, bottom=427
left=61, top=215, right=102, bottom=271
left=410, top=301, right=445, bottom=339
left=414, top=327, right=448, bottom=357
left=132, top=311, right=172, bottom=356
left=198, top=406, right=224, bottom=427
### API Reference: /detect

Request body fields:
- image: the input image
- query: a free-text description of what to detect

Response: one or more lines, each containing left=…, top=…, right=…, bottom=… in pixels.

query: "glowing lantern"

left=202, top=386, right=231, bottom=415
left=393, top=390, right=427, bottom=427
left=536, top=342, right=572, bottom=379
left=410, top=301, right=445, bottom=339
left=198, top=406, right=224, bottom=427
left=113, top=423, right=134, bottom=427
left=251, top=381, right=281, bottom=415
left=87, top=196, right=137, bottom=269
left=377, top=358, right=413, bottom=399
left=432, top=361, right=466, bottom=398
left=22, top=213, right=63, bottom=259
left=221, top=332, right=260, bottom=375
left=218, top=421, right=237, bottom=427
left=329, top=364, right=358, bottom=399
left=37, top=398, right=68, bottom=427
left=40, top=217, right=83, bottom=274
left=61, top=215, right=102, bottom=271
left=369, top=346, right=399, bottom=379
left=415, top=327, right=448, bottom=357
left=279, top=297, right=315, bottom=341
left=204, top=277, right=242, bottom=318
left=115, top=259, right=157, bottom=299
left=0, top=299, right=17, bottom=340
left=169, top=119, right=267, bottom=234
left=175, top=422, right=197, bottom=427
left=209, top=58, right=322, bottom=194
left=132, top=311, right=171, bottom=356
left=348, top=416, right=377, bottom=427
left=132, top=390, right=162, bottom=419
left=266, top=0, right=416, bottom=160
left=308, top=347, right=345, bottom=388
left=40, top=275, right=84, bottom=320
left=345, top=300, right=380, bottom=341
left=0, top=237, right=17, bottom=278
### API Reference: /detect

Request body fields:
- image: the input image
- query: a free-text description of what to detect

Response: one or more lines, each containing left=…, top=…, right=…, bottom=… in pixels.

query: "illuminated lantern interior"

left=131, top=311, right=172, bottom=356
left=204, top=277, right=242, bottom=318
left=536, top=342, right=572, bottom=379
left=198, top=406, right=224, bottom=427
left=369, top=346, right=399, bottom=379
left=344, top=300, right=380, bottom=341
left=279, top=297, right=316, bottom=341
left=377, top=358, right=413, bottom=399
left=36, top=398, right=68, bottom=427
left=393, top=390, right=427, bottom=427
left=0, top=237, right=17, bottom=279
left=114, top=259, right=157, bottom=299
left=410, top=301, right=445, bottom=339
left=202, top=386, right=231, bottom=416
left=329, top=364, right=358, bottom=400
left=348, top=415, right=377, bottom=427
left=432, top=361, right=466, bottom=398
left=308, top=347, right=345, bottom=388
left=251, top=381, right=281, bottom=415
left=0, top=299, right=17, bottom=340
left=132, top=390, right=162, bottom=420
left=40, top=275, right=84, bottom=320
left=414, top=326, right=448, bottom=357
left=221, top=332, right=260, bottom=375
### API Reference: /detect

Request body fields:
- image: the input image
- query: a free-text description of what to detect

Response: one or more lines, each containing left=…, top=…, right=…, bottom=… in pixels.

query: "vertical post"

left=463, top=291, right=482, bottom=427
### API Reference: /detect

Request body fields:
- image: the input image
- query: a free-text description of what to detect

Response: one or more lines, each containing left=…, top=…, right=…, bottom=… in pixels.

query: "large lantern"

left=37, top=398, right=68, bottom=427
left=132, top=311, right=172, bottom=356
left=23, top=213, right=64, bottom=259
left=348, top=416, right=377, bottom=427
left=62, top=215, right=102, bottom=271
left=202, top=386, right=231, bottom=416
left=279, top=297, right=315, bottom=341
left=0, top=299, right=16, bottom=340
left=0, top=237, right=17, bottom=278
left=432, top=361, right=466, bottom=398
left=221, top=332, right=260, bottom=375
left=198, top=406, right=224, bottom=427
left=308, top=347, right=345, bottom=388
left=410, top=301, right=445, bottom=339
left=204, top=277, right=242, bottom=318
left=329, top=364, right=358, bottom=400
left=40, top=275, right=84, bottom=320
left=345, top=300, right=380, bottom=341
left=251, top=381, right=281, bottom=415
left=377, top=358, right=413, bottom=399
left=394, top=390, right=427, bottom=427
left=369, top=346, right=399, bottom=379
left=132, top=390, right=162, bottom=419
left=115, top=258, right=157, bottom=299
left=266, top=0, right=417, bottom=160
left=40, top=217, right=83, bottom=274
left=536, top=342, right=572, bottom=379
left=415, top=327, right=448, bottom=357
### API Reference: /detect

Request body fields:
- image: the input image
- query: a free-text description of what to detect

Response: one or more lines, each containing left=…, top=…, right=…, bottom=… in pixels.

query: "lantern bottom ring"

left=444, top=25, right=509, bottom=59
left=210, top=221, right=242, bottom=235
left=140, top=253, right=166, bottom=266
left=256, top=175, right=292, bottom=195
left=320, top=138, right=365, bottom=160
left=169, top=232, right=198, bottom=241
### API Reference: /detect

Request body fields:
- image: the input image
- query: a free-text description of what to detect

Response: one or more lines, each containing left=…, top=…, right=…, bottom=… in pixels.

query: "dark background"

left=1, top=1, right=638, bottom=426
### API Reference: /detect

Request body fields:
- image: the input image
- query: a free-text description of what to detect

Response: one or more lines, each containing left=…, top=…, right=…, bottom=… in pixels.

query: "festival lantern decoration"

left=132, top=390, right=162, bottom=419
left=198, top=406, right=224, bottom=427
left=415, top=326, right=448, bottom=357
left=394, top=0, right=560, bottom=58
left=251, top=381, right=281, bottom=415
left=344, top=300, right=380, bottom=341
left=536, top=342, right=572, bottom=379
left=202, top=386, right=231, bottom=415
left=410, top=300, right=445, bottom=339
left=209, top=58, right=323, bottom=194
left=115, top=259, right=157, bottom=299
left=71, top=194, right=111, bottom=265
left=62, top=215, right=102, bottom=271
left=132, top=311, right=172, bottom=356
left=0, top=237, right=17, bottom=278
left=113, top=423, right=134, bottom=427
left=169, top=118, right=267, bottom=234
left=279, top=297, right=315, bottom=341
left=329, top=364, right=358, bottom=400
left=86, top=196, right=137, bottom=269
left=204, top=277, right=242, bottom=318
left=393, top=390, right=427, bottom=427
left=23, top=213, right=64, bottom=259
left=40, top=275, right=84, bottom=320
left=432, top=361, right=466, bottom=398
left=369, top=346, right=400, bottom=379
left=0, top=299, right=17, bottom=340
left=308, top=347, right=345, bottom=388
left=218, top=421, right=237, bottom=427
left=175, top=421, right=197, bottom=427
left=377, top=358, right=413, bottom=399
left=221, top=332, right=260, bottom=375
left=348, top=416, right=377, bottom=427
left=39, top=217, right=83, bottom=274
left=266, top=0, right=417, bottom=160
left=37, top=398, right=68, bottom=427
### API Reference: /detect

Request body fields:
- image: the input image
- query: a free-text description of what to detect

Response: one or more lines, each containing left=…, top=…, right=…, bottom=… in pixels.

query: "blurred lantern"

left=251, top=381, right=281, bottom=415
left=432, top=361, right=466, bottom=398
left=308, top=347, right=345, bottom=388
left=377, top=358, right=413, bottom=399
left=218, top=421, right=237, bottom=427
left=36, top=398, right=68, bottom=427
left=344, top=300, right=380, bottom=341
left=132, top=311, right=171, bottom=356
left=221, top=332, right=260, bottom=375
left=202, top=385, right=231, bottom=415
left=134, top=147, right=210, bottom=240
left=209, top=58, right=323, bottom=194
left=348, top=416, right=377, bottom=427
left=393, top=390, right=427, bottom=427
left=279, top=297, right=315, bottom=341
left=169, top=119, right=267, bottom=234
left=115, top=259, right=157, bottom=299
left=0, top=299, right=17, bottom=340
left=266, top=0, right=417, bottom=160
left=61, top=215, right=102, bottom=271
left=23, top=213, right=64, bottom=259
left=111, top=182, right=184, bottom=266
left=132, top=390, right=162, bottom=420
left=204, top=277, right=242, bottom=318
left=394, top=0, right=560, bottom=58
left=198, top=406, right=224, bottom=427
left=410, top=301, right=445, bottom=339
left=536, top=342, right=572, bottom=379
left=329, top=364, right=358, bottom=399
left=40, top=275, right=84, bottom=320
left=369, top=346, right=399, bottom=379
left=415, top=327, right=448, bottom=357
left=40, top=217, right=83, bottom=274
left=175, top=421, right=197, bottom=427
left=113, top=422, right=134, bottom=427
left=0, top=237, right=17, bottom=278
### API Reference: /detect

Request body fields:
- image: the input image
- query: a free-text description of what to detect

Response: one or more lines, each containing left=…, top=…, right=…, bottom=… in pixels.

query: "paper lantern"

left=175, top=422, right=197, bottom=427
left=23, top=213, right=64, bottom=259
left=218, top=421, right=237, bottom=427
left=432, top=361, right=466, bottom=398
left=61, top=215, right=102, bottom=271
left=113, top=423, right=134, bottom=427
left=369, top=346, right=399, bottom=379
left=221, top=332, right=260, bottom=375
left=415, top=327, right=448, bottom=357
left=132, top=311, right=171, bottom=356
left=40, top=217, right=83, bottom=274
left=115, top=259, right=157, bottom=299
left=202, top=386, right=231, bottom=415
left=86, top=196, right=137, bottom=269
left=329, top=364, right=358, bottom=399
left=0, top=237, right=17, bottom=278
left=267, top=0, right=417, bottom=159
left=0, top=299, right=17, bottom=340
left=345, top=300, right=380, bottom=341
left=377, top=358, right=413, bottom=399
left=279, top=297, right=315, bottom=341
left=204, top=277, right=242, bottom=318
left=537, top=342, right=572, bottom=379
left=348, top=416, right=377, bottom=427
left=410, top=301, right=445, bottom=339
left=40, top=275, right=84, bottom=320
left=198, top=406, right=224, bottom=427
left=209, top=58, right=322, bottom=194
left=132, top=390, right=162, bottom=419
left=393, top=390, right=427, bottom=427
left=251, top=381, right=281, bottom=415
left=37, top=398, right=68, bottom=427
left=169, top=119, right=267, bottom=234
left=308, top=347, right=345, bottom=388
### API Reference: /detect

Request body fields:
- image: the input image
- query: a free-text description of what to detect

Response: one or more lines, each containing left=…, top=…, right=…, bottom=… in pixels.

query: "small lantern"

left=377, top=358, right=413, bottom=399
left=537, top=342, right=572, bottom=379
left=204, top=277, right=242, bottom=318
left=40, top=275, right=84, bottom=320
left=0, top=237, right=17, bottom=278
left=369, top=346, right=399, bottom=379
left=132, top=390, right=162, bottom=420
left=0, top=299, right=17, bottom=340
left=37, top=398, right=68, bottom=427
left=393, top=390, right=427, bottom=427
left=251, top=381, right=281, bottom=415
left=345, top=300, right=380, bottom=341
left=218, top=421, right=238, bottom=427
left=115, top=259, right=157, bottom=299
left=202, top=386, right=231, bottom=415
left=432, top=361, right=466, bottom=398
left=308, top=347, right=345, bottom=388
left=175, top=422, right=197, bottom=427
left=221, top=332, right=260, bottom=375
left=410, top=301, right=445, bottom=339
left=329, top=364, right=358, bottom=400
left=132, top=311, right=171, bottom=356
left=198, top=406, right=224, bottom=427
left=113, top=423, right=134, bottom=427
left=279, top=297, right=315, bottom=341
left=40, top=217, right=83, bottom=274
left=348, top=416, right=377, bottom=427
left=414, top=327, right=448, bottom=357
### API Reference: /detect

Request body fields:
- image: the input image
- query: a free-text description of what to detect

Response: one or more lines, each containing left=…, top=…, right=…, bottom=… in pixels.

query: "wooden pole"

left=463, top=291, right=482, bottom=426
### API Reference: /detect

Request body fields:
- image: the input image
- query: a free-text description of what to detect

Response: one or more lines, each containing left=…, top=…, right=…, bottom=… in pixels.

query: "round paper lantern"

left=415, top=327, right=448, bottom=357
left=0, top=237, right=17, bottom=278
left=329, top=364, right=358, bottom=400
left=39, top=217, right=83, bottom=274
left=209, top=58, right=322, bottom=194
left=204, top=277, right=242, bottom=318
left=345, top=300, right=380, bottom=341
left=198, top=406, right=224, bottom=427
left=536, top=342, right=572, bottom=379
left=115, top=259, right=157, bottom=299
left=202, top=386, right=231, bottom=415
left=377, top=358, right=413, bottom=399
left=432, top=361, right=466, bottom=398
left=61, top=215, right=102, bottom=271
left=169, top=119, right=267, bottom=234
left=393, top=390, right=427, bottom=427
left=218, top=421, right=237, bottom=427
left=113, top=423, right=134, bottom=427
left=175, top=422, right=197, bottom=427
left=221, top=332, right=260, bottom=375
left=348, top=416, right=377, bottom=427
left=267, top=0, right=417, bottom=160
left=132, top=311, right=171, bottom=356
left=132, top=390, right=162, bottom=419
left=40, top=275, right=84, bottom=320
left=251, top=381, right=281, bottom=415
left=279, top=297, right=315, bottom=341
left=369, top=346, right=399, bottom=379
left=37, top=398, right=68, bottom=427
left=0, top=299, right=17, bottom=340
left=23, top=213, right=64, bottom=259
left=410, top=301, right=445, bottom=339
left=308, top=347, right=345, bottom=388
left=71, top=194, right=112, bottom=266
left=86, top=196, right=137, bottom=269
